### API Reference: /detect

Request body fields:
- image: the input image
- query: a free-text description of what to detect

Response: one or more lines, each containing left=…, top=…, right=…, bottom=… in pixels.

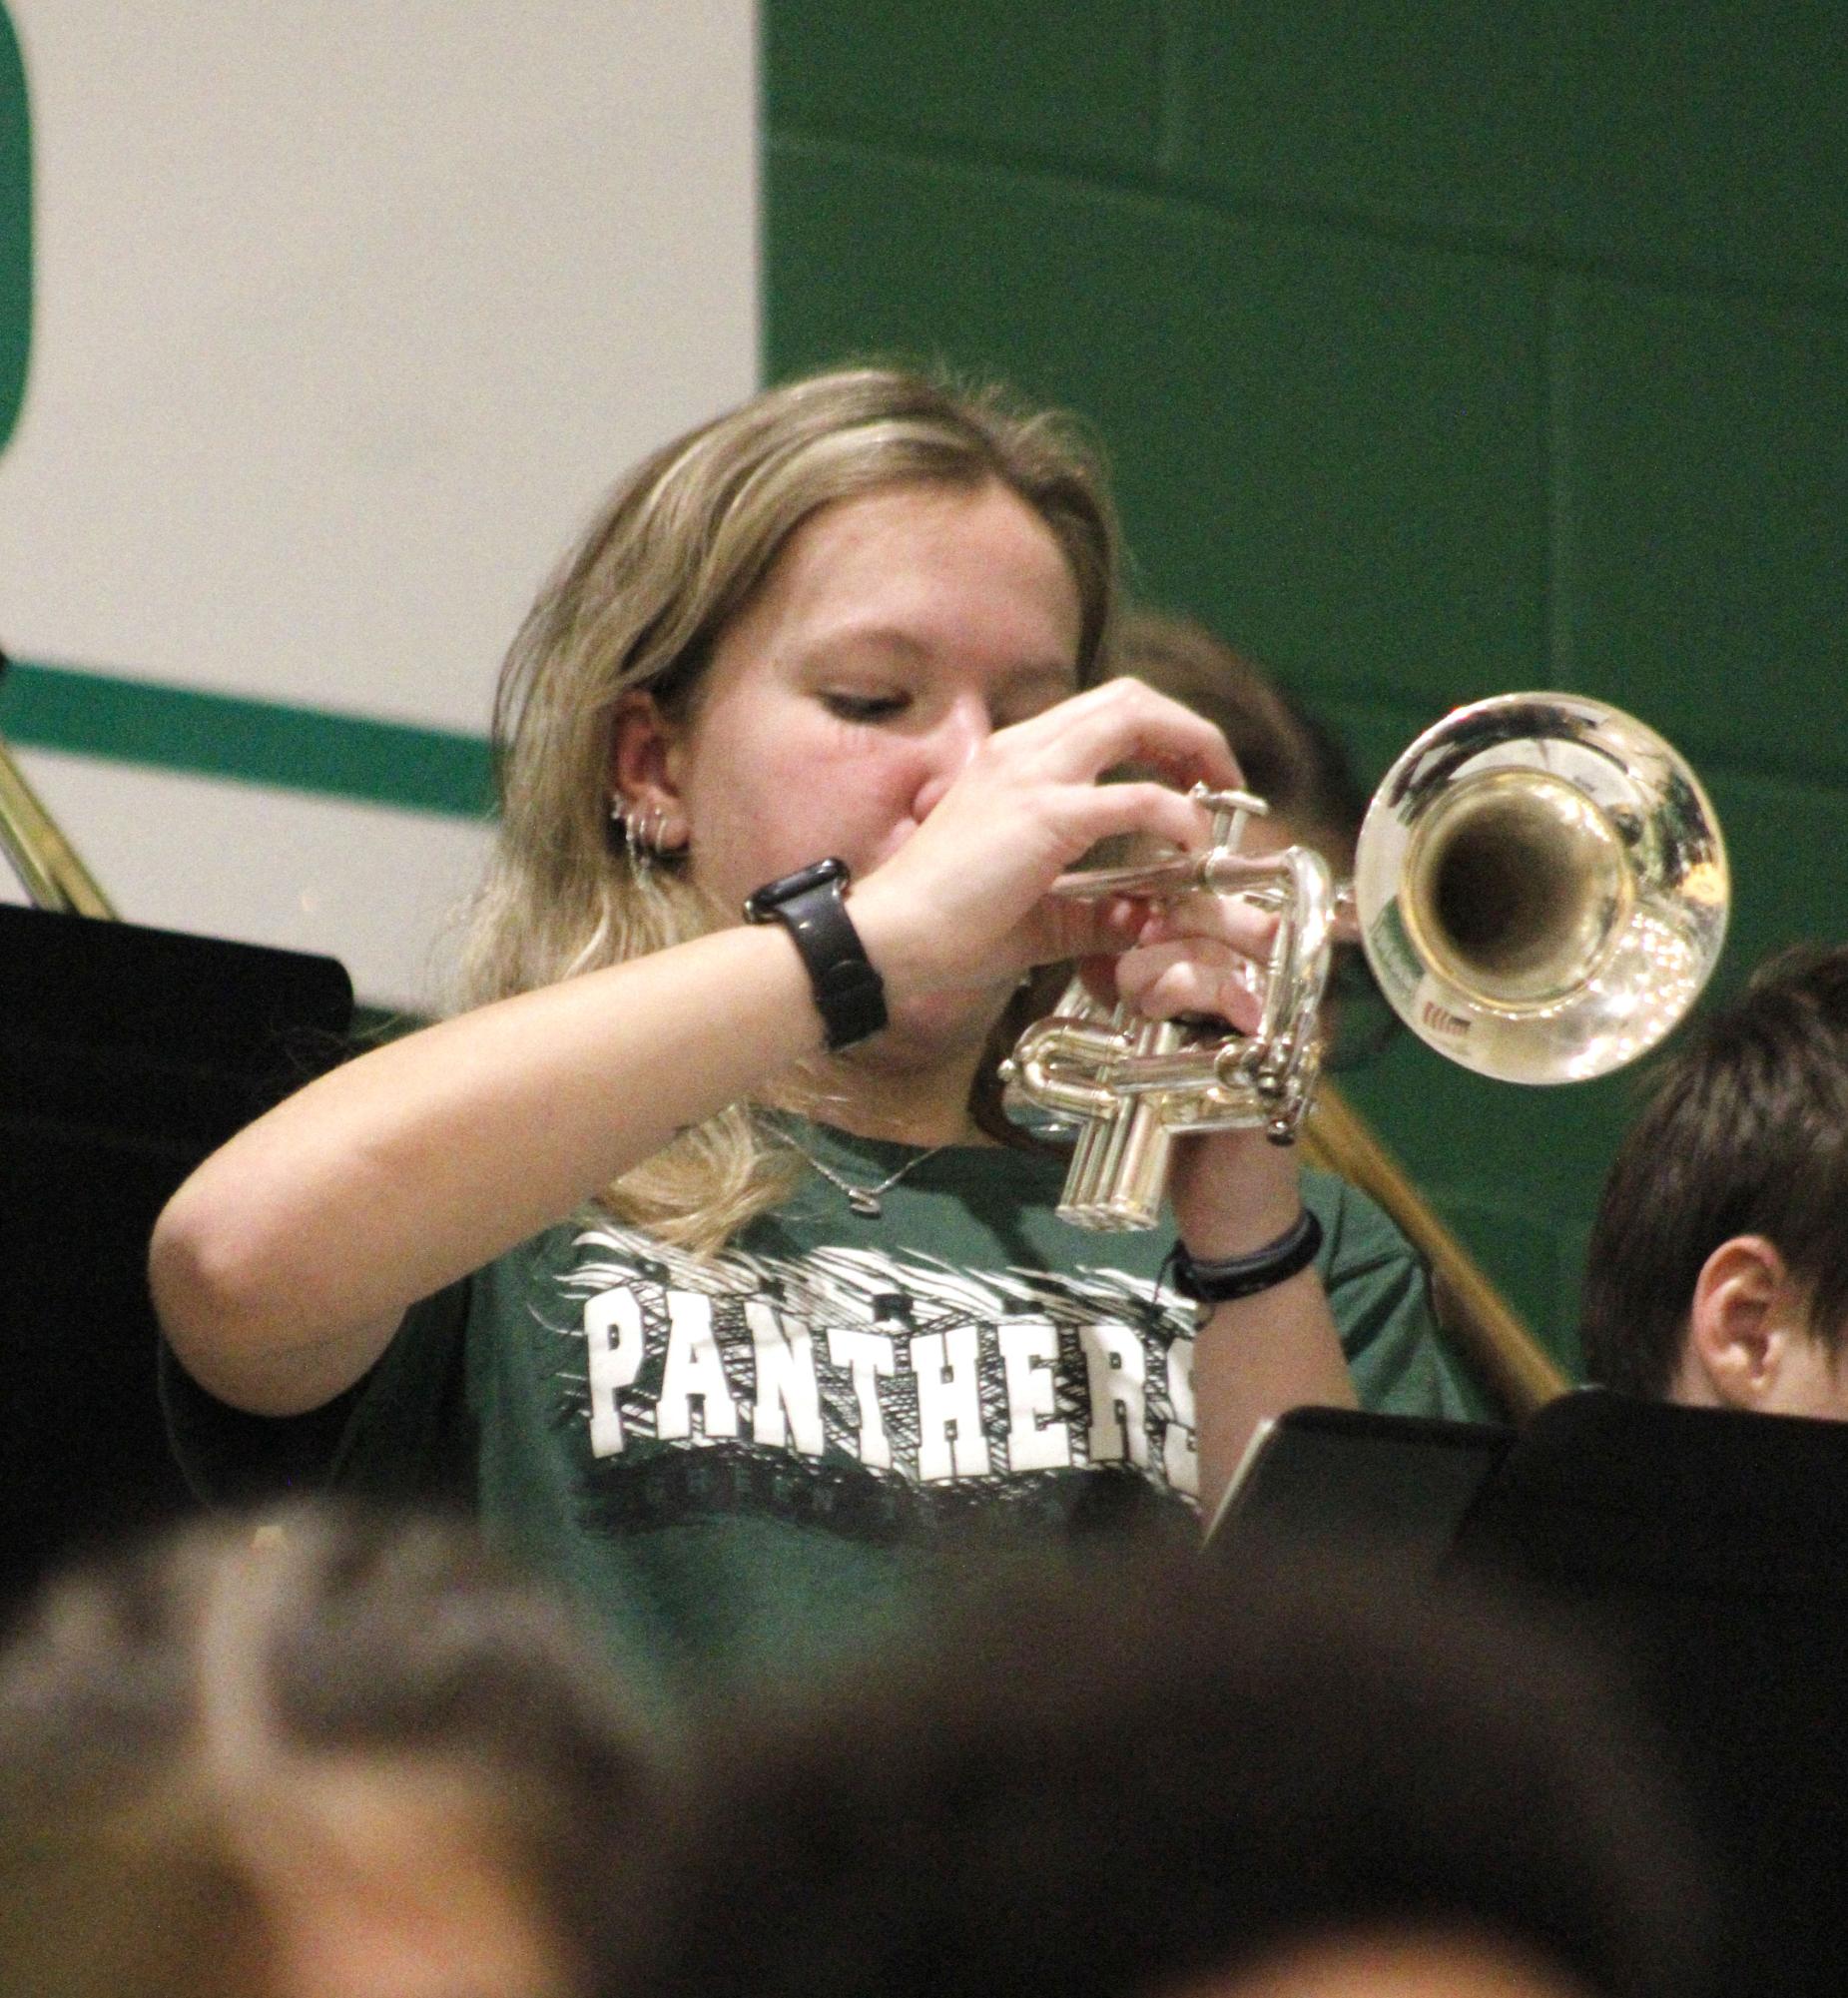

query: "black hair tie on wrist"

left=1164, top=1208, right=1324, bottom=1304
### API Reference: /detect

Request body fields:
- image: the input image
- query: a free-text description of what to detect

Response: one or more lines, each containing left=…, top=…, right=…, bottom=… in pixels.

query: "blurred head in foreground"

left=629, top=1542, right=1707, bottom=1998
left=0, top=1503, right=656, bottom=1998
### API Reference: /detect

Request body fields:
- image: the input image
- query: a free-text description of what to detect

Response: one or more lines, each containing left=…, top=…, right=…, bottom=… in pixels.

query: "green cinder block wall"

left=762, top=0, right=1848, bottom=1379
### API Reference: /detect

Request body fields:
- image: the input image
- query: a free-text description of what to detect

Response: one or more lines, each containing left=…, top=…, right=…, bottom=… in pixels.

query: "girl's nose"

left=910, top=700, right=991, bottom=821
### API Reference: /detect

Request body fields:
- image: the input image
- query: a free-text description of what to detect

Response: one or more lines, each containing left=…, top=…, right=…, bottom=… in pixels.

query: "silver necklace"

left=778, top=1127, right=946, bottom=1217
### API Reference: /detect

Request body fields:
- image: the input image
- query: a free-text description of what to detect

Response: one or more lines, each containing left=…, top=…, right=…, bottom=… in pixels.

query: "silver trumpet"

left=999, top=694, right=1730, bottom=1230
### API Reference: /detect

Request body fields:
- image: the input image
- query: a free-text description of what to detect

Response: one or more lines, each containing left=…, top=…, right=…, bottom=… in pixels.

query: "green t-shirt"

left=166, top=1123, right=1480, bottom=1706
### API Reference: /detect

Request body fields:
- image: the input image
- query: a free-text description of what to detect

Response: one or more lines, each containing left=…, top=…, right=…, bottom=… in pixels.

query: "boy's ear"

left=1682, top=1235, right=1802, bottom=1410
left=607, top=691, right=691, bottom=849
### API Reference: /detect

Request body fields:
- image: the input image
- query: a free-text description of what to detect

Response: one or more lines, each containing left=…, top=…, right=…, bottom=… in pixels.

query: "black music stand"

left=0, top=904, right=350, bottom=1620
left=1450, top=1386, right=1848, bottom=1998
left=1205, top=1403, right=1516, bottom=1578
left=1206, top=1390, right=1848, bottom=1996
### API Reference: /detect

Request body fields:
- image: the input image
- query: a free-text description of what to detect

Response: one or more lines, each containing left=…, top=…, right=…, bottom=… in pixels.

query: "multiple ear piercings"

left=608, top=796, right=687, bottom=865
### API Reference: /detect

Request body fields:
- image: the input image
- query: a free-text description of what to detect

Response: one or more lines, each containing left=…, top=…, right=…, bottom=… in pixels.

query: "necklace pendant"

left=845, top=1187, right=884, bottom=1218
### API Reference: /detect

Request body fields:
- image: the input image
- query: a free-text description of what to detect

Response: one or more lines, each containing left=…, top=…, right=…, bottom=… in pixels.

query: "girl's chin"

left=848, top=986, right=1015, bottom=1072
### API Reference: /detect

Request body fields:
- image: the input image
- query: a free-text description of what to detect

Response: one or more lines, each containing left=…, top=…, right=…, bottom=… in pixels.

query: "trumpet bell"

left=1354, top=695, right=1728, bottom=1083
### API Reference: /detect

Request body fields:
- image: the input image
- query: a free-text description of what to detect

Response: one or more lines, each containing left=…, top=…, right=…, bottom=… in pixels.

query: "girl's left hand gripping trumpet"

left=999, top=787, right=1341, bottom=1230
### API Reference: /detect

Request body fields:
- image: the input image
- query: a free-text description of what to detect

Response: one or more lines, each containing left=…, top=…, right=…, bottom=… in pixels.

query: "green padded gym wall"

left=762, top=1, right=1848, bottom=1376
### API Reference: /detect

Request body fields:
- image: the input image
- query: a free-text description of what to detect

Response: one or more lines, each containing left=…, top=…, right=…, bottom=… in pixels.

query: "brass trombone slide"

left=1302, top=1081, right=1567, bottom=1417
left=0, top=650, right=115, bottom=918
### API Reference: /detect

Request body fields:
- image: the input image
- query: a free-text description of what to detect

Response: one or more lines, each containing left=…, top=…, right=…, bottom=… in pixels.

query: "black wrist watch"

left=744, top=858, right=889, bottom=1051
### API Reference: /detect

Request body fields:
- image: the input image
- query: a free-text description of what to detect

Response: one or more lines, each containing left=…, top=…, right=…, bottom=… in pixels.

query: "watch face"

left=744, top=858, right=848, bottom=921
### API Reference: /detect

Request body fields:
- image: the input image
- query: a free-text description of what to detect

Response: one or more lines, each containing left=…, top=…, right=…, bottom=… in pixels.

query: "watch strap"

left=744, top=860, right=888, bottom=1051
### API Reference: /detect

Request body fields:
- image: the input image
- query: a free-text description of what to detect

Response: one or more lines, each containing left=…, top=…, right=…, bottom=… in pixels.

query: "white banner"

left=0, top=2, right=758, bottom=1003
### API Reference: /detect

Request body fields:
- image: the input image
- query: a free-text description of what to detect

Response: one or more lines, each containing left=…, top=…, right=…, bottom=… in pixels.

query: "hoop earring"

left=608, top=795, right=633, bottom=852
left=609, top=795, right=686, bottom=872
left=608, top=794, right=649, bottom=868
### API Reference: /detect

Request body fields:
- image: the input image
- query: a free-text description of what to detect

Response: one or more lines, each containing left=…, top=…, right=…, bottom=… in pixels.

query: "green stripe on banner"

left=0, top=658, right=495, bottom=820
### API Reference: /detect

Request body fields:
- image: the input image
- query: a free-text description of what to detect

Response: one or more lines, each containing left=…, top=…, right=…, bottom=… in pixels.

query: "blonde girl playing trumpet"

left=154, top=367, right=1460, bottom=1698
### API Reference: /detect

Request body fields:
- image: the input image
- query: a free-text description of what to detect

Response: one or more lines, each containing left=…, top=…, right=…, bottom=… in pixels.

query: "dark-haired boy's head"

left=1581, top=945, right=1848, bottom=1414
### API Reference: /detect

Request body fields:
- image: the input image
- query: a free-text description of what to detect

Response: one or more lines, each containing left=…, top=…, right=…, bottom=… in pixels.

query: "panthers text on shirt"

left=556, top=1226, right=1198, bottom=1499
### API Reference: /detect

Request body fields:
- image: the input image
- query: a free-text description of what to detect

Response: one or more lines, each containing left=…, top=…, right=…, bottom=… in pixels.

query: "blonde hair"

left=456, top=365, right=1121, bottom=1250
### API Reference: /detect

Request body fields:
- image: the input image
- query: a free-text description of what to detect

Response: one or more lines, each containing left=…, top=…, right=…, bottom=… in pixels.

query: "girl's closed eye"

left=822, top=689, right=911, bottom=723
